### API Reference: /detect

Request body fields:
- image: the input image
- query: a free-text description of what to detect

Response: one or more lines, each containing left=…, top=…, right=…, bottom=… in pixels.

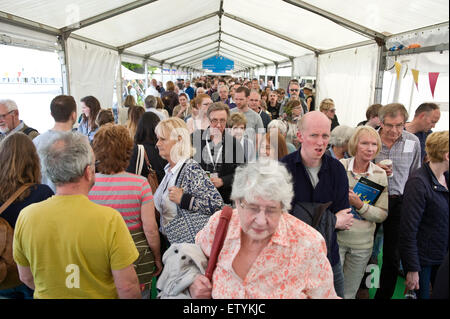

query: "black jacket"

left=399, top=163, right=449, bottom=272
left=191, top=128, right=245, bottom=204
left=259, top=110, right=272, bottom=130
left=126, top=142, right=168, bottom=184
left=291, top=202, right=337, bottom=263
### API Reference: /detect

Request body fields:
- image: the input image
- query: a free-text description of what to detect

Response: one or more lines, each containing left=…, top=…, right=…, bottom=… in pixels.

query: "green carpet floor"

left=368, top=250, right=406, bottom=299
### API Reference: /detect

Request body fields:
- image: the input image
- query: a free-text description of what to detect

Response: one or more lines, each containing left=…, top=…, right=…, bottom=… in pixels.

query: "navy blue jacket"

left=280, top=148, right=350, bottom=266
left=399, top=163, right=449, bottom=272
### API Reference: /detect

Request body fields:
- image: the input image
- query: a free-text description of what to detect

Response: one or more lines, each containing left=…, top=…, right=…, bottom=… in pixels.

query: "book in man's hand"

left=351, top=176, right=385, bottom=220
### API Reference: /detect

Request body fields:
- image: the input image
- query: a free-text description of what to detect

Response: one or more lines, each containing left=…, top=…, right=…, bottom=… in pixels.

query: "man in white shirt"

left=145, top=79, right=161, bottom=98
left=144, top=95, right=166, bottom=121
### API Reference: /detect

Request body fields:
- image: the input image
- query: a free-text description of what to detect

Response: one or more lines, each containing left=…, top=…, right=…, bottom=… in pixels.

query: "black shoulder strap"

left=174, top=161, right=188, bottom=186
left=23, top=127, right=38, bottom=135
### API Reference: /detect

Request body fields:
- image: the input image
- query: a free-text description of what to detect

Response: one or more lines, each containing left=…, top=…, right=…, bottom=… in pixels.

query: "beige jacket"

left=337, top=158, right=388, bottom=250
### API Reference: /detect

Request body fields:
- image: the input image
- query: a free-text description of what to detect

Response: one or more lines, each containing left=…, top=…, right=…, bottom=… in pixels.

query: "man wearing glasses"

left=0, top=99, right=39, bottom=142
left=192, top=102, right=244, bottom=204
left=280, top=80, right=308, bottom=118
left=374, top=103, right=421, bottom=299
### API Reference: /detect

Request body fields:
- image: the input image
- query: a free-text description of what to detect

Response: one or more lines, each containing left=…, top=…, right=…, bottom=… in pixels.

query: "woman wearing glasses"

left=189, top=159, right=338, bottom=299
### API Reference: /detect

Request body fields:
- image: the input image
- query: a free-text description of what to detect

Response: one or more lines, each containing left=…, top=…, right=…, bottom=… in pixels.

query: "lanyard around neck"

left=205, top=141, right=223, bottom=172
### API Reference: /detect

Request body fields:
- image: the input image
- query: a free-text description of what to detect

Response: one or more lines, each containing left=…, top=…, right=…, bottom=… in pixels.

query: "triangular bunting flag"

left=428, top=72, right=439, bottom=98
left=411, top=69, right=419, bottom=91
left=395, top=62, right=402, bottom=81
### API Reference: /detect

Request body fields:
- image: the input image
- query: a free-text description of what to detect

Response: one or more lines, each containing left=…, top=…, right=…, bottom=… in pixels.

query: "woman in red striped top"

left=88, top=123, right=162, bottom=299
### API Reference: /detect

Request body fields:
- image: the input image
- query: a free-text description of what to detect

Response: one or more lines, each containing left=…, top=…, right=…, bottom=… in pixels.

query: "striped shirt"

left=89, top=172, right=153, bottom=231
left=375, top=130, right=421, bottom=196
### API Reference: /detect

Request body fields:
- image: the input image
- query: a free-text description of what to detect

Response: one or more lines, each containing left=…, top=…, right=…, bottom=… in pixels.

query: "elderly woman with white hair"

left=189, top=159, right=338, bottom=299
left=326, top=125, right=355, bottom=160
left=153, top=117, right=223, bottom=246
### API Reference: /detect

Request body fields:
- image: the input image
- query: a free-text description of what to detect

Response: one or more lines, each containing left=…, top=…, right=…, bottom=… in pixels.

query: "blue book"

left=351, top=177, right=385, bottom=220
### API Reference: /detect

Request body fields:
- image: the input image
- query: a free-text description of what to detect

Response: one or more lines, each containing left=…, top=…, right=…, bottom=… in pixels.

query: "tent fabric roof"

left=0, top=0, right=448, bottom=71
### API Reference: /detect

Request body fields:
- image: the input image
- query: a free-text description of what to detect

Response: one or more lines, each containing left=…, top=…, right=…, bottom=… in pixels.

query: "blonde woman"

left=338, top=126, right=388, bottom=299
left=153, top=118, right=223, bottom=245
left=125, top=105, right=145, bottom=139
left=319, top=98, right=340, bottom=131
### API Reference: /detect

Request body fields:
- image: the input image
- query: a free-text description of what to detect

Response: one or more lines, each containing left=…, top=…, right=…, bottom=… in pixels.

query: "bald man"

left=281, top=111, right=353, bottom=298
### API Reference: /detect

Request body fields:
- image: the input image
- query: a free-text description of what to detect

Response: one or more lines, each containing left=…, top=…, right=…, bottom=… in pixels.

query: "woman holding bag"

left=153, top=118, right=223, bottom=246
left=0, top=132, right=54, bottom=299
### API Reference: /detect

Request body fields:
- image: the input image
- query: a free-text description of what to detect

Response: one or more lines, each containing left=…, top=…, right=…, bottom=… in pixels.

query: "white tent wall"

left=292, top=54, right=317, bottom=77
left=317, top=44, right=379, bottom=127
left=67, top=38, right=119, bottom=117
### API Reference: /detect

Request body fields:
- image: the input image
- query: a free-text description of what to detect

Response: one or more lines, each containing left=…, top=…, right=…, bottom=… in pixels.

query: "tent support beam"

left=219, top=53, right=255, bottom=68
left=223, top=12, right=320, bottom=53
left=146, top=31, right=218, bottom=56
left=219, top=49, right=260, bottom=66
left=283, top=0, right=386, bottom=40
left=374, top=45, right=386, bottom=104
left=0, top=10, right=60, bottom=35
left=61, top=0, right=159, bottom=33
left=57, top=35, right=70, bottom=95
left=160, top=40, right=218, bottom=62
left=218, top=0, right=224, bottom=54
left=220, top=46, right=267, bottom=65
left=320, top=40, right=375, bottom=54
left=173, top=49, right=217, bottom=65
left=117, top=11, right=218, bottom=51
left=179, top=53, right=217, bottom=68
left=221, top=41, right=273, bottom=63
left=222, top=32, right=291, bottom=59
left=384, top=43, right=449, bottom=56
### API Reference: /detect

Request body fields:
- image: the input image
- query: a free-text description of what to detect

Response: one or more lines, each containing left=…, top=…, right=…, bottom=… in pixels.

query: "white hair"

left=329, top=125, right=355, bottom=147
left=230, top=158, right=294, bottom=212
left=40, top=132, right=94, bottom=186
left=0, top=99, right=18, bottom=112
left=267, top=119, right=287, bottom=136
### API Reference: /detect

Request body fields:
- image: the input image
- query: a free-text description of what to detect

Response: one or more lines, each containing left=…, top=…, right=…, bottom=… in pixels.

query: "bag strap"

left=0, top=183, right=34, bottom=215
left=205, top=206, right=233, bottom=281
left=136, top=144, right=145, bottom=175
left=142, top=147, right=156, bottom=173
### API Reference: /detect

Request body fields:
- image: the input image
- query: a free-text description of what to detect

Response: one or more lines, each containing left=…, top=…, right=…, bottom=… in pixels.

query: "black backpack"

left=291, top=202, right=337, bottom=260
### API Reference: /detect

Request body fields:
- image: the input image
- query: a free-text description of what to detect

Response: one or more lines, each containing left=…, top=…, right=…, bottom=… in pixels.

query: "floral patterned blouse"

left=195, top=209, right=339, bottom=299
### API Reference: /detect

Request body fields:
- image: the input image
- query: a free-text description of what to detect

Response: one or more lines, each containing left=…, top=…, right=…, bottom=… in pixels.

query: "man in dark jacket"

left=192, top=102, right=245, bottom=204
left=280, top=111, right=353, bottom=298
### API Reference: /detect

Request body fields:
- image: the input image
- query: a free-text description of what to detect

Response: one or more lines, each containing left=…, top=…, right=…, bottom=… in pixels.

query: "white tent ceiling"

left=0, top=0, right=448, bottom=71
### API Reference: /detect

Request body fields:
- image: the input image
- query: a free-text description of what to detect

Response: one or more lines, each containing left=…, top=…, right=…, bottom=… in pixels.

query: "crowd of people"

left=0, top=75, right=447, bottom=300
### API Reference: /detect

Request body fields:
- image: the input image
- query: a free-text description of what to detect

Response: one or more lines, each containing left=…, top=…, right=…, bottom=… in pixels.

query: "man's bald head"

left=297, top=110, right=331, bottom=133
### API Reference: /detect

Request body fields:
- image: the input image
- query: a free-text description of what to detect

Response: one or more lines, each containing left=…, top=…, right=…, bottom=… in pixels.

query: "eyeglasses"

left=289, top=89, right=299, bottom=92
left=210, top=118, right=227, bottom=125
left=239, top=199, right=281, bottom=216
left=383, top=122, right=404, bottom=129
left=0, top=110, right=14, bottom=120
left=329, top=109, right=336, bottom=113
